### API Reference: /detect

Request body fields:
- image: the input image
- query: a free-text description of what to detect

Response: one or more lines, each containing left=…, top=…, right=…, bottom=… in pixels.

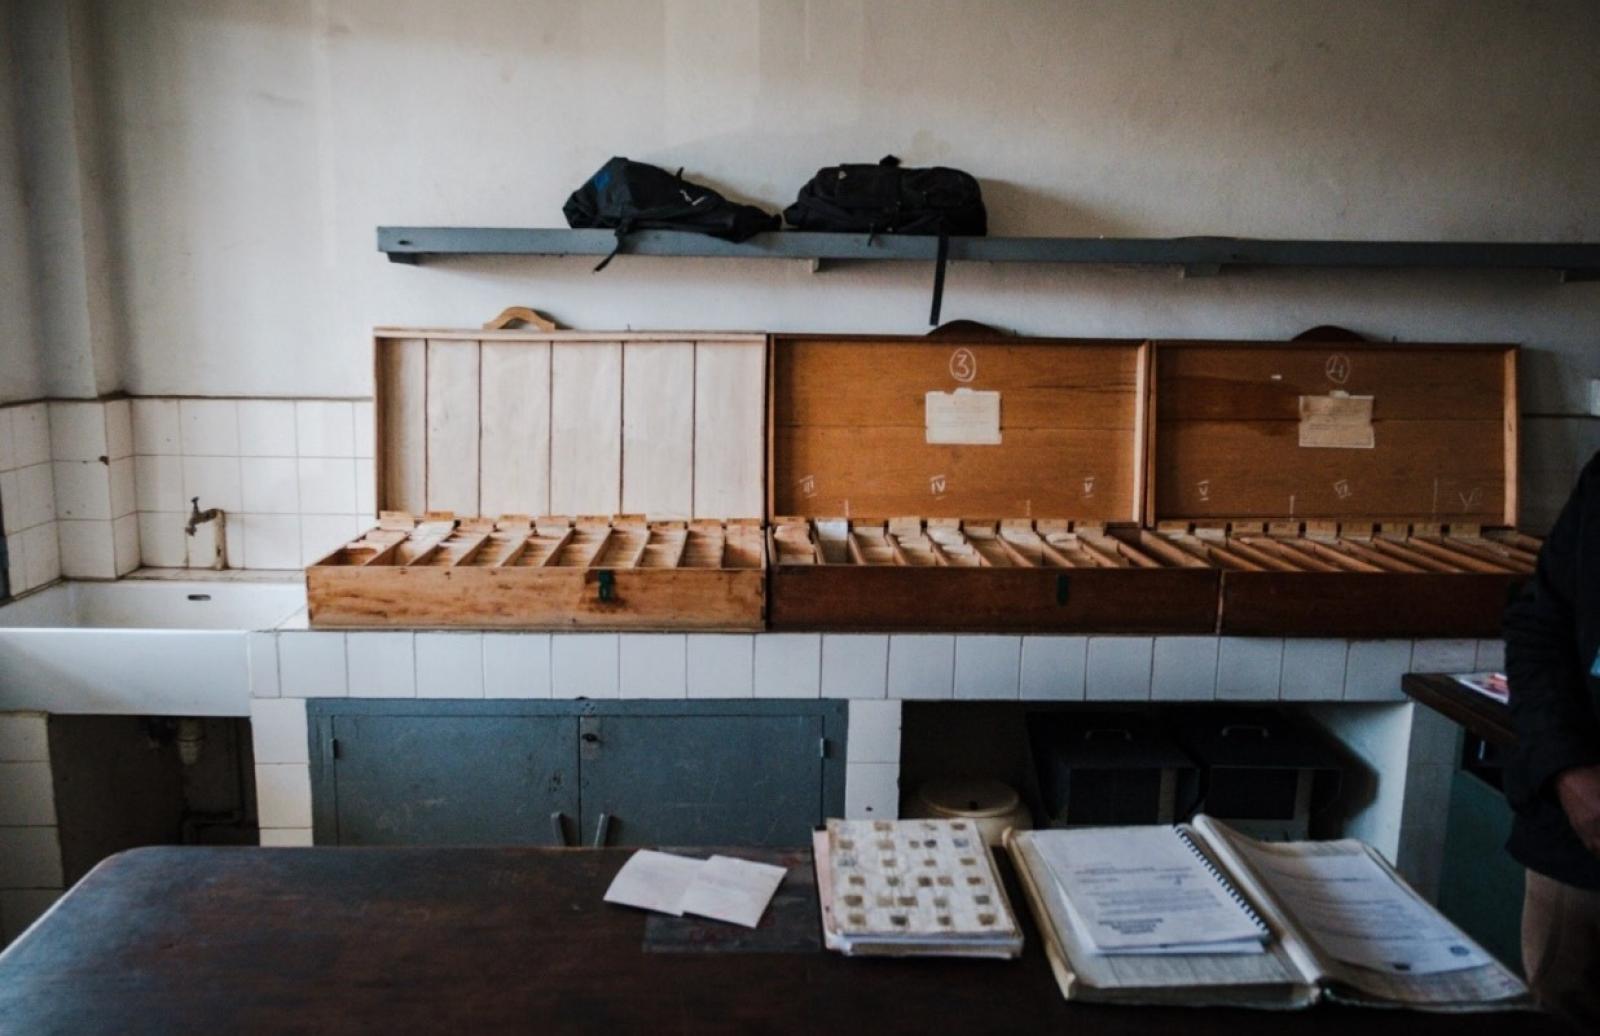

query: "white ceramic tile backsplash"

left=846, top=701, right=901, bottom=764
left=1085, top=637, right=1153, bottom=701
left=137, top=512, right=186, bottom=566
left=57, top=520, right=116, bottom=579
left=0, top=762, right=56, bottom=826
left=295, top=401, right=355, bottom=458
left=248, top=632, right=280, bottom=698
left=105, top=401, right=132, bottom=461
left=0, top=715, right=49, bottom=762
left=0, top=409, right=15, bottom=472
left=11, top=405, right=49, bottom=468
left=255, top=764, right=313, bottom=828
left=249, top=699, right=310, bottom=765
left=619, top=634, right=687, bottom=698
left=954, top=635, right=1021, bottom=699
left=134, top=455, right=182, bottom=512
left=844, top=763, right=899, bottom=820
left=131, top=395, right=373, bottom=570
left=1411, top=639, right=1479, bottom=674
left=47, top=402, right=106, bottom=462
left=240, top=514, right=301, bottom=570
left=686, top=634, right=754, bottom=698
left=181, top=456, right=242, bottom=513
left=1344, top=640, right=1414, bottom=702
left=820, top=635, right=888, bottom=699
left=1019, top=636, right=1087, bottom=701
left=552, top=634, right=620, bottom=698
left=52, top=461, right=111, bottom=520
left=14, top=462, right=55, bottom=530
left=415, top=633, right=485, bottom=698
left=277, top=632, right=348, bottom=697
left=1216, top=637, right=1284, bottom=700
left=237, top=401, right=298, bottom=457
left=240, top=458, right=300, bottom=514
left=1280, top=639, right=1350, bottom=702
left=131, top=399, right=178, bottom=455
left=179, top=400, right=239, bottom=456
left=1150, top=637, right=1219, bottom=701
left=347, top=632, right=416, bottom=698
left=1, top=407, right=63, bottom=594
left=484, top=633, right=552, bottom=698
left=754, top=634, right=822, bottom=698
left=887, top=635, right=955, bottom=700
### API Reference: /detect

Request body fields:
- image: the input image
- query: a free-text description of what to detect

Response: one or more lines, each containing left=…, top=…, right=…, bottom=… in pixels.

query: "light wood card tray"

left=306, top=327, right=768, bottom=629
left=308, top=513, right=765, bottom=629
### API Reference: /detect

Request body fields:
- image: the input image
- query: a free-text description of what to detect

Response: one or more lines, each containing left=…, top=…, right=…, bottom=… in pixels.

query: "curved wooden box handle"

left=483, top=305, right=560, bottom=332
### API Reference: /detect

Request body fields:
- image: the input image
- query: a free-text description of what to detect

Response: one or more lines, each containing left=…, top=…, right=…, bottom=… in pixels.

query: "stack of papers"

left=1036, top=826, right=1269, bottom=956
left=814, top=818, right=1023, bottom=959
left=603, top=850, right=788, bottom=928
left=1452, top=672, right=1509, bottom=705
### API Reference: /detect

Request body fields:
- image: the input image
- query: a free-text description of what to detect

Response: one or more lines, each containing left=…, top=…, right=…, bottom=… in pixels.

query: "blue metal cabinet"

left=307, top=700, right=846, bottom=848
left=578, top=711, right=827, bottom=848
left=311, top=710, right=577, bottom=846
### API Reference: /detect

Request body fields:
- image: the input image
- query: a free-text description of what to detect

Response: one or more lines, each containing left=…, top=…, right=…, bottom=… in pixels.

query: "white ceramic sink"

left=0, top=576, right=304, bottom=716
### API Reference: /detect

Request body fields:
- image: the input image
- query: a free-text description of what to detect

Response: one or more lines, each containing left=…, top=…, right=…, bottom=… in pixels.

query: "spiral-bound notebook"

left=1038, top=825, right=1268, bottom=956
left=1006, top=816, right=1529, bottom=1011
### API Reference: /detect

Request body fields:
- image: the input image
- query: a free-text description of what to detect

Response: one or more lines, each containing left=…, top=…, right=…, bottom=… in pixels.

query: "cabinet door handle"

left=550, top=811, right=570, bottom=847
left=592, top=812, right=612, bottom=848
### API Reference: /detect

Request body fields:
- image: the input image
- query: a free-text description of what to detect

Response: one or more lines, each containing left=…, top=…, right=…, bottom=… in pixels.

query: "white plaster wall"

left=0, top=8, right=44, bottom=405
left=15, top=0, right=1600, bottom=523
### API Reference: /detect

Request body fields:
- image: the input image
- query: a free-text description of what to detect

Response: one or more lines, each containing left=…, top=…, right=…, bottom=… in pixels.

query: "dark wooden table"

left=1403, top=672, right=1516, bottom=747
left=0, top=846, right=1568, bottom=1035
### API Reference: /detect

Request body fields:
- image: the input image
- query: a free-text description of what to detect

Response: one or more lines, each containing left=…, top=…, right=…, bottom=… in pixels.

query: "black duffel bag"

left=564, top=157, right=780, bottom=271
left=784, top=155, right=987, bottom=323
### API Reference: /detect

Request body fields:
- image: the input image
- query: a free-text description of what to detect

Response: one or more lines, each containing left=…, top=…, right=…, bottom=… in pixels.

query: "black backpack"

left=784, top=156, right=987, bottom=324
left=564, top=157, right=780, bottom=271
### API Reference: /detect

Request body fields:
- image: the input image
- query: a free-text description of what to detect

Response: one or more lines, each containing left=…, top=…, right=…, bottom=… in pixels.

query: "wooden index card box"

left=764, top=332, right=1220, bottom=633
left=1145, top=340, right=1537, bottom=638
left=306, top=329, right=768, bottom=629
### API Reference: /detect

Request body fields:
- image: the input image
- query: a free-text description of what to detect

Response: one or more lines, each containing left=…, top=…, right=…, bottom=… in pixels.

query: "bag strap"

left=593, top=217, right=632, bottom=272
left=928, top=228, right=950, bottom=325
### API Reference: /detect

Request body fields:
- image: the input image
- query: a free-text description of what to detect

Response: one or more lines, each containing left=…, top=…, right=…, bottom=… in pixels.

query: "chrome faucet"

left=186, top=497, right=228, bottom=570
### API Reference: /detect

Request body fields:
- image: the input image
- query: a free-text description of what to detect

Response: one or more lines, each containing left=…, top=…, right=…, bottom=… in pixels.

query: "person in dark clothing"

left=1504, top=452, right=1600, bottom=1028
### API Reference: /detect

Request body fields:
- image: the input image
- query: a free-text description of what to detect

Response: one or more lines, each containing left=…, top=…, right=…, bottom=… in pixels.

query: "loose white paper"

left=1242, top=847, right=1489, bottom=975
left=603, top=850, right=786, bottom=929
left=678, top=855, right=788, bottom=929
left=925, top=388, right=1001, bottom=445
left=603, top=849, right=704, bottom=917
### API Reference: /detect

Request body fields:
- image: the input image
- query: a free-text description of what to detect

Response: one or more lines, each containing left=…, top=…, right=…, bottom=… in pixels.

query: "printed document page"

left=1238, top=847, right=1488, bottom=975
left=1036, top=826, right=1267, bottom=953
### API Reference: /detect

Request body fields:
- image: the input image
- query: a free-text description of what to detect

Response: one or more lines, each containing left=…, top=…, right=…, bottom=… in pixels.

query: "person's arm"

left=1504, top=452, right=1600, bottom=855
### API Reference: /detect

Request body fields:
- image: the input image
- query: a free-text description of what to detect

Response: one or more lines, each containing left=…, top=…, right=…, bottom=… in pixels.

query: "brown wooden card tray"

left=1147, top=340, right=1536, bottom=638
left=764, top=333, right=1222, bottom=633
left=1144, top=522, right=1536, bottom=637
left=766, top=517, right=1218, bottom=632
left=307, top=514, right=765, bottom=629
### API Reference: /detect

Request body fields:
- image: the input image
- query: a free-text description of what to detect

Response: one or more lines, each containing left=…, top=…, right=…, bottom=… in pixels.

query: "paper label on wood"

left=925, top=388, right=1002, bottom=445
left=1298, top=392, right=1374, bottom=449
